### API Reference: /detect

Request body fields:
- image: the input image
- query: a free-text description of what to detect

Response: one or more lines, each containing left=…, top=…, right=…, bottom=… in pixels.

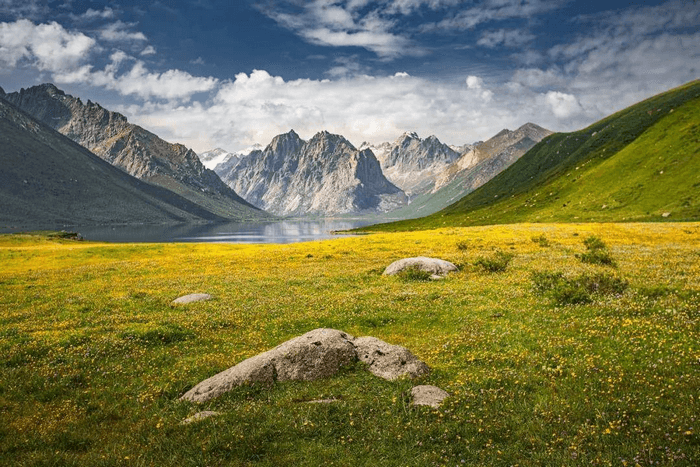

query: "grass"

left=1, top=224, right=699, bottom=466
left=360, top=79, right=700, bottom=232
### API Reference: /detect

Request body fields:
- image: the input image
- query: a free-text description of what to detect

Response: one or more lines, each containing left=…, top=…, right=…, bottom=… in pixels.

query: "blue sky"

left=1, top=0, right=699, bottom=152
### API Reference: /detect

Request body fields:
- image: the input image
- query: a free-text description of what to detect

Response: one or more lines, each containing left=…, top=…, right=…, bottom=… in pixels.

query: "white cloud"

left=257, top=0, right=421, bottom=57
left=87, top=60, right=219, bottom=101
left=465, top=75, right=483, bottom=89
left=515, top=0, right=700, bottom=119
left=99, top=21, right=148, bottom=42
left=0, top=0, right=50, bottom=20
left=545, top=91, right=583, bottom=118
left=421, top=0, right=566, bottom=32
left=0, top=19, right=95, bottom=71
left=0, top=20, right=216, bottom=102
left=70, top=7, right=115, bottom=22
left=123, top=69, right=579, bottom=154
left=140, top=45, right=156, bottom=56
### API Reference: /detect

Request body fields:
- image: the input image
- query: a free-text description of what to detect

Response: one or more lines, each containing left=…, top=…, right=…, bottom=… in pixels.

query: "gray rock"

left=383, top=257, right=458, bottom=277
left=181, top=328, right=357, bottom=402
left=411, top=385, right=449, bottom=408
left=181, top=411, right=220, bottom=424
left=180, top=328, right=430, bottom=403
left=172, top=293, right=212, bottom=305
left=354, top=336, right=429, bottom=380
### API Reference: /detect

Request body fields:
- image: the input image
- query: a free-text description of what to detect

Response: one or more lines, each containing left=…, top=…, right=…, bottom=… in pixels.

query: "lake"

left=63, top=219, right=379, bottom=243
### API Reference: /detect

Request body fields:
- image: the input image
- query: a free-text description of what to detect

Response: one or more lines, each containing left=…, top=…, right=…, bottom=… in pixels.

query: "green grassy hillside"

left=364, top=80, right=700, bottom=231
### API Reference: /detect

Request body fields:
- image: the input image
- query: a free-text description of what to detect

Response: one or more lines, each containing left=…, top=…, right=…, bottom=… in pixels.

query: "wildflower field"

left=1, top=223, right=699, bottom=466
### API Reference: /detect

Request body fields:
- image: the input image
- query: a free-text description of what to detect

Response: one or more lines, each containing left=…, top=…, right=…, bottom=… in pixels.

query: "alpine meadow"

left=2, top=1, right=700, bottom=466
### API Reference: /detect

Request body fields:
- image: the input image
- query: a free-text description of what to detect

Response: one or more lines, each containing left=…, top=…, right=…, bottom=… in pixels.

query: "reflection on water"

left=73, top=219, right=376, bottom=243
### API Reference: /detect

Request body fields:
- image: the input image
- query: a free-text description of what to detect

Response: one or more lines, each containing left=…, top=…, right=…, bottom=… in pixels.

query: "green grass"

left=1, top=224, right=699, bottom=466
left=361, top=79, right=700, bottom=232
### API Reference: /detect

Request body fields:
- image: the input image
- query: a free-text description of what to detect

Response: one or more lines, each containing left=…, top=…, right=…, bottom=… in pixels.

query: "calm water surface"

left=71, top=219, right=378, bottom=243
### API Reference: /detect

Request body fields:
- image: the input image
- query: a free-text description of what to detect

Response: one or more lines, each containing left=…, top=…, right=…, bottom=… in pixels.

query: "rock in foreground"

left=383, top=257, right=458, bottom=277
left=411, top=385, right=449, bottom=408
left=172, top=293, right=212, bottom=305
left=354, top=336, right=429, bottom=380
left=181, top=328, right=428, bottom=403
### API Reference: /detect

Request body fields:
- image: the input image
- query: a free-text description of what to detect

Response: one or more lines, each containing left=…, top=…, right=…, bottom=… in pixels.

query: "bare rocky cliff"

left=359, top=132, right=461, bottom=196
left=3, top=84, right=265, bottom=220
left=217, top=130, right=407, bottom=216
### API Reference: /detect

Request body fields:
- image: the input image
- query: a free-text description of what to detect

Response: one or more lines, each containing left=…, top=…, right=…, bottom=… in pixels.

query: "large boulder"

left=181, top=328, right=429, bottom=403
left=354, top=336, right=429, bottom=380
left=181, top=329, right=357, bottom=402
left=383, top=257, right=458, bottom=277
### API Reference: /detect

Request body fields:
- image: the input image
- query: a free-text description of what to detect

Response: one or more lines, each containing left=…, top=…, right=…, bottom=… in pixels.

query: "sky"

left=1, top=0, right=699, bottom=153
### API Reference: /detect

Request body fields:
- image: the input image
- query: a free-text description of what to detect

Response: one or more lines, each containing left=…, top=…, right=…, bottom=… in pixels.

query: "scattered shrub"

left=475, top=251, right=514, bottom=273
left=577, top=272, right=628, bottom=295
left=531, top=234, right=551, bottom=247
left=396, top=265, right=433, bottom=282
left=578, top=248, right=616, bottom=266
left=577, top=235, right=616, bottom=266
left=531, top=270, right=565, bottom=293
left=532, top=271, right=628, bottom=305
left=583, top=235, right=607, bottom=250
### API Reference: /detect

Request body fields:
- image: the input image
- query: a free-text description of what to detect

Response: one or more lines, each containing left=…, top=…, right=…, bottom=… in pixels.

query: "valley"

left=1, top=79, right=698, bottom=466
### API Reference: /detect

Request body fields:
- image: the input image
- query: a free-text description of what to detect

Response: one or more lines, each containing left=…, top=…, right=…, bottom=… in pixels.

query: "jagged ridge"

left=3, top=84, right=266, bottom=221
left=217, top=130, right=406, bottom=216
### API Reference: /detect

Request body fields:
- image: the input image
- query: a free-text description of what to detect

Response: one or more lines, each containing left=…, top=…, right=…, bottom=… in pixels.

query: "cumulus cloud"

left=510, top=0, right=700, bottom=118
left=123, top=69, right=580, bottom=154
left=0, top=19, right=95, bottom=71
left=0, top=19, right=216, bottom=102
left=545, top=91, right=583, bottom=118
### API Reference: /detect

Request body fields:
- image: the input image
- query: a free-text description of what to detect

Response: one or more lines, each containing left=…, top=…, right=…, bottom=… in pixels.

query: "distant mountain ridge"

left=364, top=123, right=551, bottom=221
left=0, top=96, right=227, bottom=227
left=360, top=79, right=700, bottom=231
left=216, top=130, right=406, bottom=216
left=433, top=123, right=553, bottom=192
left=199, top=144, right=262, bottom=170
left=2, top=84, right=265, bottom=221
left=359, top=132, right=461, bottom=196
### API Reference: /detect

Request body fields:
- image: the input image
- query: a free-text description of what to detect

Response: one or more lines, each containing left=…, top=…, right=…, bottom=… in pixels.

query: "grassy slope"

left=1, top=225, right=699, bottom=466
left=364, top=80, right=700, bottom=232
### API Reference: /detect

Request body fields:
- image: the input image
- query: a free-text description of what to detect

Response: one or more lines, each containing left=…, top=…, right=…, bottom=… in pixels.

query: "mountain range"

left=216, top=130, right=406, bottom=216
left=362, top=79, right=700, bottom=231
left=359, top=132, right=462, bottom=196
left=2, top=84, right=264, bottom=221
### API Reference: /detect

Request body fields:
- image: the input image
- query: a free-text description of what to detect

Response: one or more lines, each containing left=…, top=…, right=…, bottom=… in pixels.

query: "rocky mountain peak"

left=0, top=86, right=5, bottom=96
left=216, top=129, right=406, bottom=216
left=268, top=129, right=304, bottom=157
left=5, top=83, right=262, bottom=220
